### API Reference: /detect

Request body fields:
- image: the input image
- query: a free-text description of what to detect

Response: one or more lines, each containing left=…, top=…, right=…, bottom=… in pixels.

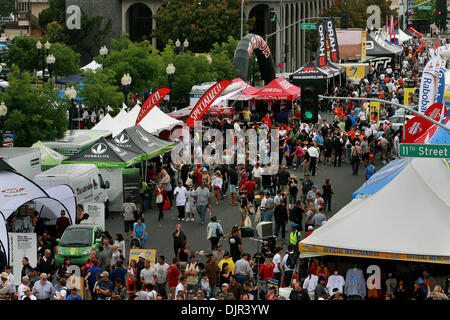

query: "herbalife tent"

left=300, top=157, right=450, bottom=264
left=62, top=137, right=142, bottom=168
left=110, top=126, right=176, bottom=161
left=351, top=158, right=408, bottom=199
left=0, top=169, right=76, bottom=263
left=31, top=141, right=67, bottom=170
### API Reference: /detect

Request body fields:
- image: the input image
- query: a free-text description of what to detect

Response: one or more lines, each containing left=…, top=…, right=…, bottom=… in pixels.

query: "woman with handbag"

left=350, top=141, right=363, bottom=176
left=207, top=216, right=223, bottom=251
left=155, top=183, right=168, bottom=221
left=160, top=169, right=173, bottom=206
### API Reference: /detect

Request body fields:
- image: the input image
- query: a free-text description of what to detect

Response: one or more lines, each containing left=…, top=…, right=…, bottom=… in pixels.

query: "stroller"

left=130, top=237, right=141, bottom=249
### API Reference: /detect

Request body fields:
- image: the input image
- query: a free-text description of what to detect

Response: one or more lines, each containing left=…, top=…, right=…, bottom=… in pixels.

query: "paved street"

left=106, top=112, right=382, bottom=263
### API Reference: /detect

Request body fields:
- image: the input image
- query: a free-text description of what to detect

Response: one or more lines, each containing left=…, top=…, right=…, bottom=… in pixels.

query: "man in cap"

left=289, top=224, right=301, bottom=248
left=282, top=245, right=298, bottom=287
left=66, top=287, right=83, bottom=300
left=314, top=276, right=330, bottom=300
left=56, top=210, right=71, bottom=238
left=306, top=185, right=318, bottom=201
left=218, top=251, right=235, bottom=274
left=304, top=225, right=314, bottom=238
left=185, top=254, right=200, bottom=292
left=174, top=180, right=189, bottom=221
left=32, top=273, right=54, bottom=300
left=96, top=271, right=113, bottom=300
left=29, top=268, right=40, bottom=289
left=0, top=272, right=11, bottom=300
left=18, top=276, right=30, bottom=300
left=300, top=173, right=314, bottom=203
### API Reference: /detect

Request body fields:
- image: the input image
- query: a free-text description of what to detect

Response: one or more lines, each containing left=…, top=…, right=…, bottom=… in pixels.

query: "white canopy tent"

left=81, top=60, right=102, bottom=72
left=300, top=157, right=450, bottom=264
left=138, top=106, right=183, bottom=135
left=395, top=29, right=413, bottom=44
left=91, top=113, right=114, bottom=132
left=0, top=170, right=76, bottom=263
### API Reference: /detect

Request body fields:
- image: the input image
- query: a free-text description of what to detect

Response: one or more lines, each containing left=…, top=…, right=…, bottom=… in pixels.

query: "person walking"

left=195, top=181, right=211, bottom=225
left=322, top=179, right=334, bottom=213
left=211, top=171, right=223, bottom=205
left=274, top=201, right=288, bottom=240
left=207, top=216, right=224, bottom=251
left=259, top=190, right=274, bottom=222
left=154, top=183, right=168, bottom=221
left=174, top=180, right=188, bottom=221
left=122, top=198, right=137, bottom=239
left=350, top=141, right=363, bottom=175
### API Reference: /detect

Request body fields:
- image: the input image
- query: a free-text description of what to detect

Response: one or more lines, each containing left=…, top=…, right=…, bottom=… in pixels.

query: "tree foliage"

left=153, top=0, right=253, bottom=53
left=0, top=0, right=14, bottom=17
left=38, top=0, right=65, bottom=28
left=411, top=0, right=436, bottom=22
left=0, top=67, right=68, bottom=147
left=321, top=0, right=398, bottom=28
left=79, top=69, right=124, bottom=109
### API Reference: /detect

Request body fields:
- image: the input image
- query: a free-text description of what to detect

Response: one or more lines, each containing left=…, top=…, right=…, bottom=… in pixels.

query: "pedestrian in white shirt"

left=174, top=180, right=188, bottom=221
left=303, top=270, right=319, bottom=300
left=272, top=247, right=283, bottom=285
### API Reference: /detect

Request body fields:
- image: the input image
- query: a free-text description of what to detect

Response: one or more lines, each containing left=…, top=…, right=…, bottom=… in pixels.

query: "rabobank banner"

left=419, top=57, right=438, bottom=113
left=433, top=60, right=446, bottom=104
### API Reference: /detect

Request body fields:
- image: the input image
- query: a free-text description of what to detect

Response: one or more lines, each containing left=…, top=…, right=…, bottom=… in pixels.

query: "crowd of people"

left=1, top=37, right=449, bottom=301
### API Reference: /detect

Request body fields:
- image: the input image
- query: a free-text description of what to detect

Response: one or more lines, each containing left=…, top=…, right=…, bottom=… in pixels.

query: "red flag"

left=434, top=35, right=440, bottom=50
left=185, top=80, right=232, bottom=128
left=404, top=115, right=434, bottom=143
left=412, top=41, right=424, bottom=57
left=135, top=88, right=171, bottom=125
left=424, top=102, right=444, bottom=122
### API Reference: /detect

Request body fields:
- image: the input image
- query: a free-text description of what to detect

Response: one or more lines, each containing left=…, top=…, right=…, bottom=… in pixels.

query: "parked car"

left=388, top=115, right=414, bottom=131
left=55, top=224, right=103, bottom=265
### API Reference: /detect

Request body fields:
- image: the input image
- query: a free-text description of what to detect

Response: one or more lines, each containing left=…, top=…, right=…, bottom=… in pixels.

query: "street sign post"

left=418, top=5, right=432, bottom=10
left=301, top=23, right=317, bottom=30
left=399, top=144, right=450, bottom=158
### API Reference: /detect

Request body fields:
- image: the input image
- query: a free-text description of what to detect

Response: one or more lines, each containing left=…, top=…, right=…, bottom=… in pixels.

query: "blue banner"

left=2, top=133, right=13, bottom=148
left=434, top=67, right=446, bottom=104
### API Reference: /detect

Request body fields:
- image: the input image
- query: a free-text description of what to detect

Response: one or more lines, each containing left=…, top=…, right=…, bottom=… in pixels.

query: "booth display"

left=250, top=77, right=300, bottom=101
left=31, top=141, right=67, bottom=171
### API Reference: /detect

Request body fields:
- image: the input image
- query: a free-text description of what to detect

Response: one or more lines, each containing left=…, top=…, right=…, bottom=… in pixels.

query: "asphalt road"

left=105, top=111, right=384, bottom=264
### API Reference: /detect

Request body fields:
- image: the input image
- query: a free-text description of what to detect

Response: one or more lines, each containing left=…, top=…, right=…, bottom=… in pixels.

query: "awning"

left=290, top=61, right=331, bottom=81
left=251, top=77, right=300, bottom=101
left=55, top=74, right=86, bottom=85
left=31, top=140, right=67, bottom=170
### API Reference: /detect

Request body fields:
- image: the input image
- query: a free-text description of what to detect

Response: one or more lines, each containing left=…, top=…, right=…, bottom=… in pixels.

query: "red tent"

left=251, top=77, right=300, bottom=101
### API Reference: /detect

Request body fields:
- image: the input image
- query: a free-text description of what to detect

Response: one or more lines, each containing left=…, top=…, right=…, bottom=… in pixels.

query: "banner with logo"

left=404, top=115, right=434, bottom=142
left=8, top=233, right=37, bottom=286
left=325, top=18, right=339, bottom=63
left=129, top=248, right=157, bottom=267
left=369, top=101, right=380, bottom=126
left=361, top=30, right=367, bottom=62
left=185, top=80, right=232, bottom=127
left=404, top=87, right=415, bottom=106
left=419, top=57, right=438, bottom=113
left=316, top=20, right=328, bottom=67
left=135, top=88, right=171, bottom=125
left=433, top=61, right=446, bottom=104
left=2, top=133, right=14, bottom=148
left=80, top=202, right=105, bottom=230
left=299, top=243, right=450, bottom=264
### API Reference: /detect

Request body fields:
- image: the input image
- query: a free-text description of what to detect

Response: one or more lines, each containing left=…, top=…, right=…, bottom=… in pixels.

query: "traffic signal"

left=341, top=13, right=349, bottom=29
left=301, top=85, right=319, bottom=123
left=312, top=41, right=318, bottom=51
left=269, top=8, right=276, bottom=22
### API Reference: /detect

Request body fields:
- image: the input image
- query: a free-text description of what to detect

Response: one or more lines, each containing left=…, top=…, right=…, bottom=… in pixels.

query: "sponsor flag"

left=424, top=102, right=444, bottom=122
left=418, top=57, right=438, bottom=113
left=412, top=41, right=424, bottom=57
left=404, top=115, right=434, bottom=142
left=361, top=30, right=367, bottom=62
left=434, top=35, right=440, bottom=50
left=316, top=20, right=328, bottom=67
left=433, top=61, right=446, bottom=104
left=185, top=80, right=232, bottom=127
left=325, top=18, right=339, bottom=63
left=404, top=87, right=415, bottom=106
left=135, top=88, right=171, bottom=125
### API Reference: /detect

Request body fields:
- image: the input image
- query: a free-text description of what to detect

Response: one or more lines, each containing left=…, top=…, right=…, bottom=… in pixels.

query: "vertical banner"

left=369, top=101, right=380, bottom=127
left=433, top=60, right=446, bottom=104
left=135, top=88, right=171, bottom=125
left=404, top=87, right=415, bottom=106
left=8, top=233, right=37, bottom=286
left=316, top=20, right=328, bottom=68
left=361, top=30, right=367, bottom=62
left=419, top=57, right=438, bottom=113
left=122, top=168, right=140, bottom=204
left=325, top=18, right=340, bottom=63
left=185, top=80, right=231, bottom=127
left=2, top=133, right=14, bottom=148
left=80, top=203, right=105, bottom=230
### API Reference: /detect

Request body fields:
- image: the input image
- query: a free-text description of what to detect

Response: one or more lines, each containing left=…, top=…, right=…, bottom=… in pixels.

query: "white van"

left=33, top=164, right=110, bottom=211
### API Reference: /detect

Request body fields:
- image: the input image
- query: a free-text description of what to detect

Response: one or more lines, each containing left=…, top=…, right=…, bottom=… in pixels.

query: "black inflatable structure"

left=232, top=33, right=276, bottom=84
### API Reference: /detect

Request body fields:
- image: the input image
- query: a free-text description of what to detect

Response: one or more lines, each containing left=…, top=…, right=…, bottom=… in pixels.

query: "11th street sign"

left=301, top=23, right=317, bottom=30
left=418, top=5, right=432, bottom=10
left=399, top=143, right=449, bottom=158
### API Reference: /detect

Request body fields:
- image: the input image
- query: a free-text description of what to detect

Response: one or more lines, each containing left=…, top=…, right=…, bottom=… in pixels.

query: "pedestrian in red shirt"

left=168, top=257, right=180, bottom=299
left=243, top=177, right=257, bottom=203
left=55, top=210, right=70, bottom=238
left=259, top=255, right=275, bottom=294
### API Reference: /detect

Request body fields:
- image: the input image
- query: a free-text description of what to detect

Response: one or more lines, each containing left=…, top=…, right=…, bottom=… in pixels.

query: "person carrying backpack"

left=282, top=245, right=298, bottom=288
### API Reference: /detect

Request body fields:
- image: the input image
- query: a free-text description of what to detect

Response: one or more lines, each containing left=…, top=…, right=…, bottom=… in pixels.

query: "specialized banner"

left=325, top=18, right=340, bottom=63
left=185, top=80, right=231, bottom=127
left=299, top=243, right=450, bottom=264
left=316, top=20, right=328, bottom=68
left=433, top=60, right=446, bottom=104
left=419, top=57, right=438, bottom=113
left=404, top=87, right=415, bottom=106
left=135, top=88, right=171, bottom=125
left=129, top=248, right=157, bottom=267
left=361, top=30, right=367, bottom=62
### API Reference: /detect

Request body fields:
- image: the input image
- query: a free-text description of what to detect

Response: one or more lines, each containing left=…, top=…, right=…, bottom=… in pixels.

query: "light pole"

left=166, top=63, right=175, bottom=111
left=99, top=46, right=108, bottom=56
left=240, top=0, right=245, bottom=40
left=174, top=39, right=189, bottom=54
left=0, top=101, right=7, bottom=131
left=121, top=73, right=132, bottom=107
left=64, top=86, right=77, bottom=132
left=46, top=54, right=55, bottom=80
left=36, top=40, right=50, bottom=81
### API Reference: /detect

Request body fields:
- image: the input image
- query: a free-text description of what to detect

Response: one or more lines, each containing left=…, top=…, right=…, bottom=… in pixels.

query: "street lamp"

left=0, top=101, right=7, bottom=131
left=46, top=54, right=55, bottom=80
left=64, top=86, right=77, bottom=132
left=166, top=63, right=175, bottom=111
left=121, top=73, right=132, bottom=107
left=206, top=54, right=212, bottom=64
left=36, top=40, right=50, bottom=81
left=99, top=46, right=108, bottom=56
left=174, top=39, right=189, bottom=54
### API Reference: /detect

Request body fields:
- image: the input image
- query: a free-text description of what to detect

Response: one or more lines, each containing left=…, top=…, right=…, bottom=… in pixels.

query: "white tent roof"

left=301, top=157, right=450, bottom=259
left=125, top=105, right=141, bottom=128
left=81, top=60, right=102, bottom=71
left=110, top=108, right=131, bottom=137
left=396, top=29, right=413, bottom=44
left=91, top=113, right=114, bottom=132
left=138, top=106, right=183, bottom=135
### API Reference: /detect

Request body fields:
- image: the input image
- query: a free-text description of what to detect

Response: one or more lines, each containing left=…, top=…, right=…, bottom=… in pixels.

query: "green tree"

left=38, top=0, right=65, bottom=28
left=79, top=69, right=123, bottom=110
left=0, top=0, right=14, bottom=17
left=322, top=0, right=397, bottom=28
left=50, top=42, right=80, bottom=76
left=0, top=67, right=68, bottom=146
left=153, top=0, right=254, bottom=53
left=209, top=36, right=239, bottom=81
left=411, top=0, right=435, bottom=22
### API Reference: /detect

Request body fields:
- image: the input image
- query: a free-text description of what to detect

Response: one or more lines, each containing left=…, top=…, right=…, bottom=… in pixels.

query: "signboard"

left=3, top=133, right=14, bottom=148
left=418, top=5, right=431, bottom=10
left=342, top=64, right=366, bottom=80
left=361, top=30, right=367, bottom=62
left=301, top=23, right=316, bottom=30
left=129, top=248, right=157, bottom=267
left=299, top=243, right=450, bottom=264
left=404, top=87, right=415, bottom=106
left=8, top=233, right=37, bottom=286
left=369, top=101, right=380, bottom=126
left=399, top=143, right=450, bottom=158
left=267, top=278, right=280, bottom=295
left=122, top=168, right=140, bottom=205
left=407, top=0, right=414, bottom=14
left=80, top=202, right=105, bottom=230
